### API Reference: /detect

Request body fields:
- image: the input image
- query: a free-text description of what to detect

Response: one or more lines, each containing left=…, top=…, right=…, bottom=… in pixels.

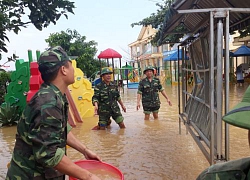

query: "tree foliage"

left=239, top=26, right=250, bottom=38
left=0, top=0, right=75, bottom=54
left=132, top=0, right=250, bottom=45
left=0, top=71, right=11, bottom=104
left=46, top=29, right=105, bottom=77
left=131, top=0, right=179, bottom=45
left=131, top=0, right=174, bottom=29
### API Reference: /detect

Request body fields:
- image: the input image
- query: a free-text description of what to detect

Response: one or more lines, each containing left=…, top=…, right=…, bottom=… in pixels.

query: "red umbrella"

left=97, top=48, right=122, bottom=83
left=97, top=48, right=122, bottom=59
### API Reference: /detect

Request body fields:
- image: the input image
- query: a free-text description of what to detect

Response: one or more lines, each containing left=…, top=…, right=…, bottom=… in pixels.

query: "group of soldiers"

left=5, top=46, right=172, bottom=179
left=92, top=65, right=172, bottom=130
left=5, top=46, right=250, bottom=179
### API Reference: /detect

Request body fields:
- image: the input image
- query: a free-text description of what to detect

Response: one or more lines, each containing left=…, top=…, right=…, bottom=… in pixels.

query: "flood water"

left=0, top=84, right=250, bottom=180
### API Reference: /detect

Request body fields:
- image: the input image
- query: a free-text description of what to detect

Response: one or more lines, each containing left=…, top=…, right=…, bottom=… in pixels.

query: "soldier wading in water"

left=137, top=66, right=172, bottom=120
left=92, top=67, right=126, bottom=130
left=6, top=46, right=101, bottom=180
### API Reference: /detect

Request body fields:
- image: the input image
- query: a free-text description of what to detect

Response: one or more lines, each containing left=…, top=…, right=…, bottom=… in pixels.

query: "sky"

left=1, top=0, right=160, bottom=70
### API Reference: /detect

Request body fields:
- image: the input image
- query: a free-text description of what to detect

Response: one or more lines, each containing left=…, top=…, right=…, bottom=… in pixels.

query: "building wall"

left=128, top=26, right=168, bottom=76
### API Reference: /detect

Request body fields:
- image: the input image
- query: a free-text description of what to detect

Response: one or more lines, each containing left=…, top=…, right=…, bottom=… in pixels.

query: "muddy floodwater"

left=0, top=84, right=250, bottom=180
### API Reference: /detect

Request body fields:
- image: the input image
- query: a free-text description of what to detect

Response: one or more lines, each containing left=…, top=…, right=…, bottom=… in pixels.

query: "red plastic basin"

left=69, top=160, right=124, bottom=180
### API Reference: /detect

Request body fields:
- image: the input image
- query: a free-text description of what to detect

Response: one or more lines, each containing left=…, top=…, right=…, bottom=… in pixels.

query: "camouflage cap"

left=38, top=46, right=70, bottom=67
left=143, top=66, right=155, bottom=74
left=101, top=67, right=113, bottom=76
left=222, top=86, right=250, bottom=130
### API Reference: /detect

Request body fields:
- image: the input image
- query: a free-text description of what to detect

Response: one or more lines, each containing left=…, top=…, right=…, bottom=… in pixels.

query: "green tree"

left=239, top=26, right=250, bottom=38
left=131, top=0, right=174, bottom=29
left=0, top=0, right=75, bottom=54
left=0, top=71, right=11, bottom=104
left=132, top=0, right=250, bottom=45
left=45, top=29, right=106, bottom=77
left=131, top=0, right=181, bottom=46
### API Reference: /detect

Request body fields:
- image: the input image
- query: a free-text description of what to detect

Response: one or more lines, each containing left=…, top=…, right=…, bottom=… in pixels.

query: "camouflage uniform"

left=197, top=157, right=250, bottom=180
left=197, top=86, right=250, bottom=179
left=137, top=76, right=164, bottom=114
left=92, top=70, right=123, bottom=127
left=6, top=46, right=72, bottom=180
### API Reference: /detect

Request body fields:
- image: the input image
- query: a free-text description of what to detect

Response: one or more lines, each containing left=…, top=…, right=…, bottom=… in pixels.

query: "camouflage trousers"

left=142, top=105, right=160, bottom=114
left=98, top=105, right=123, bottom=127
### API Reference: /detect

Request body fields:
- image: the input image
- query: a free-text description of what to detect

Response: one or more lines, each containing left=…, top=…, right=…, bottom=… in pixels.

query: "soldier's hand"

left=89, top=174, right=101, bottom=180
left=84, top=173, right=101, bottom=180
left=122, top=105, right=126, bottom=112
left=167, top=100, right=172, bottom=106
left=83, top=148, right=102, bottom=162
left=136, top=104, right=140, bottom=110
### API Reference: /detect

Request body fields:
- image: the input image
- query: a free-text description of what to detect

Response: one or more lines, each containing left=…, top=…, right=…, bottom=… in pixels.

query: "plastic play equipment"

left=4, top=58, right=30, bottom=113
left=3, top=49, right=95, bottom=127
left=120, top=63, right=140, bottom=89
left=97, top=48, right=123, bottom=85
left=121, top=64, right=133, bottom=80
left=97, top=48, right=122, bottom=74
left=128, top=71, right=139, bottom=83
left=89, top=71, right=101, bottom=86
left=92, top=77, right=101, bottom=86
left=69, top=160, right=124, bottom=180
left=25, top=51, right=82, bottom=127
left=97, top=48, right=141, bottom=89
left=68, top=60, right=95, bottom=118
left=26, top=51, right=43, bottom=103
left=127, top=82, right=139, bottom=89
left=121, top=64, right=139, bottom=82
left=98, top=48, right=122, bottom=68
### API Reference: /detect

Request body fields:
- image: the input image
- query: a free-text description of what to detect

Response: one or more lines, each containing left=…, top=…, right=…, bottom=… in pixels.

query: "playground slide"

left=68, top=60, right=94, bottom=118
left=3, top=53, right=95, bottom=127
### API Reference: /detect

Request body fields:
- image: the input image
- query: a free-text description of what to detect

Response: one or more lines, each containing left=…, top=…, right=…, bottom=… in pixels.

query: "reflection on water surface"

left=1, top=85, right=249, bottom=180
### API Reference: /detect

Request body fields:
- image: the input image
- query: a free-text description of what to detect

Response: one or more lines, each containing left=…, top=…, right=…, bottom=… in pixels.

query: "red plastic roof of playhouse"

left=97, top=48, right=122, bottom=59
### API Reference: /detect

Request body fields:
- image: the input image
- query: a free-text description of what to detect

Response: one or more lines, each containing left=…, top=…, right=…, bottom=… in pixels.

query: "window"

left=152, top=46, right=158, bottom=53
left=162, top=44, right=169, bottom=51
left=146, top=43, right=152, bottom=54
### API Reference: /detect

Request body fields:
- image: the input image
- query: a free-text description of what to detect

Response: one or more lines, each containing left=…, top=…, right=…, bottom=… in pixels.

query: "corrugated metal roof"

left=160, top=0, right=250, bottom=44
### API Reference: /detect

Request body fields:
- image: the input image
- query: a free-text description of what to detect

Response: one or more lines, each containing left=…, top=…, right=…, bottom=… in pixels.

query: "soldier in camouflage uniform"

left=137, top=66, right=172, bottom=120
left=92, top=67, right=126, bottom=130
left=6, top=46, right=101, bottom=180
left=197, top=86, right=250, bottom=180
